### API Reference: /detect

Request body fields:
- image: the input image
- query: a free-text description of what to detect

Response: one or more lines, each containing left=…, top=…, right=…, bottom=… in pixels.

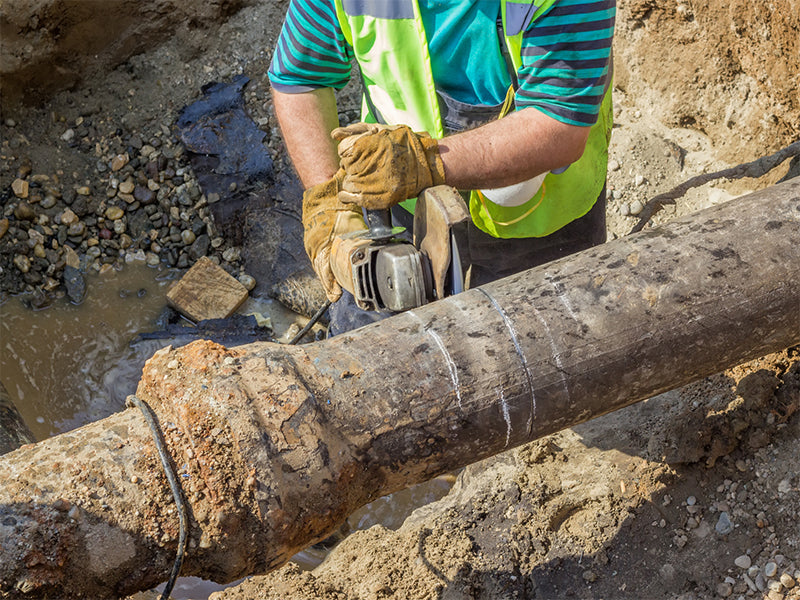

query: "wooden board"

left=166, top=256, right=249, bottom=322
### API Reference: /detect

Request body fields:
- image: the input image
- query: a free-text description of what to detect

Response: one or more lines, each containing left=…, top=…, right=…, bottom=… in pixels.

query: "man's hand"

left=302, top=169, right=367, bottom=302
left=333, top=124, right=446, bottom=209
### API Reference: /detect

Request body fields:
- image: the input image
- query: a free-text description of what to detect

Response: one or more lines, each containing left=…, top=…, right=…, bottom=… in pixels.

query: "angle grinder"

left=330, top=185, right=470, bottom=313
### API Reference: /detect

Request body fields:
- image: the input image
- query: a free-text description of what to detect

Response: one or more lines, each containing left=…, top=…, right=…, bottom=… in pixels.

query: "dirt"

left=1, top=1, right=799, bottom=599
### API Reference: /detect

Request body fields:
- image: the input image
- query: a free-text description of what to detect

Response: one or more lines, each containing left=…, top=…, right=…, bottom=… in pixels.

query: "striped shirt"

left=269, top=0, right=614, bottom=127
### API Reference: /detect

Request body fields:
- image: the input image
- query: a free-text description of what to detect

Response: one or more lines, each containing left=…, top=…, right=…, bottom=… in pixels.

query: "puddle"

left=0, top=263, right=453, bottom=598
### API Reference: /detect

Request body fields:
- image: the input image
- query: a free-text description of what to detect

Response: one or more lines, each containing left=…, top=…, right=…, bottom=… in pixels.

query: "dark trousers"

left=328, top=187, right=607, bottom=336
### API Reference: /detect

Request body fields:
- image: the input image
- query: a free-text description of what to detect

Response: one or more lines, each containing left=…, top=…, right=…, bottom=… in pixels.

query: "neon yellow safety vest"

left=334, top=0, right=613, bottom=239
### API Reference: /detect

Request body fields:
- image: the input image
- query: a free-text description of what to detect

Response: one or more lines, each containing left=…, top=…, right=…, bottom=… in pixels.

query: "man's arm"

left=272, top=87, right=341, bottom=189
left=438, top=107, right=590, bottom=191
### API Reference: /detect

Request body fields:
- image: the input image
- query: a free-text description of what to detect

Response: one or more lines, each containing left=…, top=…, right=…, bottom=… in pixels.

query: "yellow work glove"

left=332, top=124, right=446, bottom=210
left=302, top=169, right=367, bottom=302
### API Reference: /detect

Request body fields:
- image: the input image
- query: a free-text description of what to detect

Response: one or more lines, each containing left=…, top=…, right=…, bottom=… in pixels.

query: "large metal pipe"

left=1, top=180, right=798, bottom=598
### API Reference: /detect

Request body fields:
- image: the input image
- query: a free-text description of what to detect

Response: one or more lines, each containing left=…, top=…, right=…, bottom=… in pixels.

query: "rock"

left=629, top=200, right=644, bottom=215
left=0, top=218, right=8, bottom=239
left=11, top=178, right=29, bottom=198
left=67, top=222, right=86, bottom=237
left=716, top=581, right=733, bottom=597
left=13, top=254, right=30, bottom=273
left=63, top=265, right=86, bottom=304
left=106, top=206, right=125, bottom=220
left=780, top=573, right=795, bottom=588
left=61, top=128, right=75, bottom=142
left=715, top=512, right=734, bottom=535
left=146, top=252, right=160, bottom=266
left=608, top=158, right=620, bottom=171
left=222, top=247, right=241, bottom=263
left=188, top=234, right=211, bottom=260
left=133, top=185, right=155, bottom=205
left=238, top=273, right=256, bottom=291
left=111, top=153, right=129, bottom=171
left=777, top=479, right=791, bottom=494
left=119, top=180, right=135, bottom=195
left=181, top=229, right=196, bottom=245
left=765, top=562, right=778, bottom=577
left=619, top=202, right=631, bottom=216
left=634, top=174, right=645, bottom=186
left=60, top=208, right=78, bottom=225
left=582, top=570, right=597, bottom=583
left=735, top=555, right=752, bottom=569
left=76, top=186, right=91, bottom=196
left=14, top=202, right=35, bottom=221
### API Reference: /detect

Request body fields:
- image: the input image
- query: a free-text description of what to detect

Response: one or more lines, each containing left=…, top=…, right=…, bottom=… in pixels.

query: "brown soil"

left=1, top=1, right=798, bottom=599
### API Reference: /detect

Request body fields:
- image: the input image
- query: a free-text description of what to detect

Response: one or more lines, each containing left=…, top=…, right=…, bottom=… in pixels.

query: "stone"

left=238, top=273, right=256, bottom=291
left=133, top=185, right=155, bottom=205
left=61, top=128, right=75, bottom=142
left=735, top=555, right=752, bottom=569
left=629, top=200, right=644, bottom=215
left=63, top=265, right=86, bottom=304
left=780, top=573, right=795, bottom=588
left=11, top=178, right=29, bottom=198
left=14, top=202, right=35, bottom=221
left=715, top=512, right=734, bottom=535
left=181, top=229, right=196, bottom=246
left=106, top=206, right=125, bottom=220
left=0, top=218, right=8, bottom=239
left=608, top=159, right=620, bottom=171
left=13, top=254, right=30, bottom=273
left=765, top=562, right=778, bottom=578
left=76, top=186, right=91, bottom=196
left=119, top=180, right=135, bottom=195
left=111, top=153, right=129, bottom=171
left=716, top=582, right=733, bottom=597
left=634, top=174, right=645, bottom=186
left=146, top=252, right=160, bottom=266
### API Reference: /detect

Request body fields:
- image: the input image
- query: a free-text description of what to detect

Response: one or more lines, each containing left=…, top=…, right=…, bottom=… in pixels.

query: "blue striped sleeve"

left=268, top=0, right=353, bottom=92
left=516, top=0, right=615, bottom=126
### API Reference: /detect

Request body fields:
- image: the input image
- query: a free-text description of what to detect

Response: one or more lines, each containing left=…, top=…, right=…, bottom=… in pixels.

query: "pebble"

left=119, top=180, right=135, bottom=195
left=76, top=186, right=91, bottom=196
left=715, top=512, right=734, bottom=535
left=14, top=202, right=35, bottom=221
left=687, top=496, right=697, bottom=506
left=619, top=203, right=630, bottom=216
left=634, top=174, right=645, bottom=186
left=145, top=252, right=160, bottom=266
left=780, top=573, right=795, bottom=588
left=181, top=229, right=196, bottom=245
left=0, top=218, right=8, bottom=239
left=716, top=582, right=733, bottom=597
left=765, top=562, right=778, bottom=577
left=13, top=254, right=30, bottom=273
left=111, top=153, right=129, bottom=171
left=608, top=158, right=621, bottom=171
left=106, top=206, right=124, bottom=220
left=238, top=273, right=256, bottom=291
left=61, top=128, right=75, bottom=142
left=629, top=200, right=644, bottom=215
left=777, top=479, right=791, bottom=494
left=735, top=555, right=752, bottom=569
left=12, top=178, right=29, bottom=198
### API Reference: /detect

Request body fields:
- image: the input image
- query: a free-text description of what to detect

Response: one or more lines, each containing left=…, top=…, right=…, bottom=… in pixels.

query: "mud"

left=1, top=0, right=799, bottom=598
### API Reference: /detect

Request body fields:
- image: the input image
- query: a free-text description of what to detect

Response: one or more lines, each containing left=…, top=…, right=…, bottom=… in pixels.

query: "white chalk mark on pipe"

left=408, top=310, right=462, bottom=409
left=477, top=288, right=536, bottom=434
left=498, top=388, right=512, bottom=447
left=531, top=304, right=571, bottom=401
left=546, top=272, right=579, bottom=322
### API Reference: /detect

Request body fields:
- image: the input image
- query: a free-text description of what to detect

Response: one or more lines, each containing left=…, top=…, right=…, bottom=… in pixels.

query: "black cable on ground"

left=127, top=394, right=189, bottom=600
left=289, top=299, right=332, bottom=345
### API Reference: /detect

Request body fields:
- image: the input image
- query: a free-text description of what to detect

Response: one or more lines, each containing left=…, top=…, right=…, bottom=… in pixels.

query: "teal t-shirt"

left=269, top=0, right=615, bottom=127
left=419, top=1, right=511, bottom=106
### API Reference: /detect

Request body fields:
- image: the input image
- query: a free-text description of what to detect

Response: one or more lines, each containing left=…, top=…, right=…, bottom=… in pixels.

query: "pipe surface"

left=1, top=180, right=798, bottom=598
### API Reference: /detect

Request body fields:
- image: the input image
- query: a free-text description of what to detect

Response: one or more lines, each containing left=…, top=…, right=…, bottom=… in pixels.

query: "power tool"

left=330, top=186, right=470, bottom=312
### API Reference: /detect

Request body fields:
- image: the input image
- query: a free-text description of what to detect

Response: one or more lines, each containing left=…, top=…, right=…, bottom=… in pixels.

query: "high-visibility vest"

left=334, top=0, right=613, bottom=239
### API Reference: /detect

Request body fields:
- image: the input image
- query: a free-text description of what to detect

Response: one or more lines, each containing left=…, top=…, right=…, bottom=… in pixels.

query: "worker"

left=269, top=0, right=615, bottom=334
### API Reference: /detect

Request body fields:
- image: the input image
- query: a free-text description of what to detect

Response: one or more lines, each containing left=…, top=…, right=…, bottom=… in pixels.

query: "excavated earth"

left=1, top=0, right=799, bottom=599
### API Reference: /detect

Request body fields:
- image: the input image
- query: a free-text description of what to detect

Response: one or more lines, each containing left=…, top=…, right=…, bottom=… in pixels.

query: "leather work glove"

left=332, top=124, right=446, bottom=210
left=302, top=168, right=367, bottom=302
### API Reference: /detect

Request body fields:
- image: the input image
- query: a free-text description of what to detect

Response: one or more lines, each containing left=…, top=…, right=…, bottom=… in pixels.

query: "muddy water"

left=1, top=263, right=453, bottom=598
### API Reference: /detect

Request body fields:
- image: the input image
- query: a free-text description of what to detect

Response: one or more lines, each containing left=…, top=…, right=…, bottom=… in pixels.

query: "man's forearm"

left=438, top=107, right=591, bottom=191
left=272, top=87, right=341, bottom=188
